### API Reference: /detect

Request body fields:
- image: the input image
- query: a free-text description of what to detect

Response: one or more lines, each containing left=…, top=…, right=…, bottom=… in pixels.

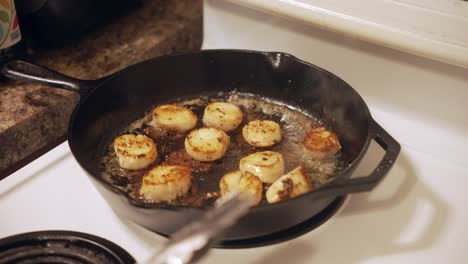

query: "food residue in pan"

left=99, top=91, right=343, bottom=208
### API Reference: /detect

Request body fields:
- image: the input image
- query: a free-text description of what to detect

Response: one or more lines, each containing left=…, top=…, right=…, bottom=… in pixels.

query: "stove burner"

left=155, top=196, right=347, bottom=249
left=0, top=230, right=135, bottom=264
left=215, top=196, right=347, bottom=249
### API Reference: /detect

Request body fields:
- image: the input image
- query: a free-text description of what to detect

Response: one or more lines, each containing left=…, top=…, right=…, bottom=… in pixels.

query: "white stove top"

left=228, top=0, right=468, bottom=68
left=1, top=1, right=468, bottom=263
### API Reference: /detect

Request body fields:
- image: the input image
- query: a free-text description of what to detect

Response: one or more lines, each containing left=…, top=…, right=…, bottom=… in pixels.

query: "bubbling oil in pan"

left=100, top=91, right=343, bottom=208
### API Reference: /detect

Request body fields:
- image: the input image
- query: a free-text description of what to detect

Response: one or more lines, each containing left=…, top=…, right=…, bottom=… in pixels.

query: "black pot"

left=16, top=0, right=142, bottom=49
left=2, top=50, right=400, bottom=241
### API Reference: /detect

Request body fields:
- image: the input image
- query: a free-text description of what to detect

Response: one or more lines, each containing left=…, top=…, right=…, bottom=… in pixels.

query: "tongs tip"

left=148, top=191, right=252, bottom=264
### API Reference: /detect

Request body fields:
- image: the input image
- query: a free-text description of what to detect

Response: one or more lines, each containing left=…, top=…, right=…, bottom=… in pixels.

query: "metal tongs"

left=147, top=192, right=252, bottom=264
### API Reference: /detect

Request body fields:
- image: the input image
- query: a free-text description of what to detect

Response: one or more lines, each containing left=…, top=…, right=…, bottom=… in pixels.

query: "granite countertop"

left=0, top=0, right=203, bottom=177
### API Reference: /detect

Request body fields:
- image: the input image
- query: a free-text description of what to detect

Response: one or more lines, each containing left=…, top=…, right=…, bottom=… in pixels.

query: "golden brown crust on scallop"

left=142, top=165, right=191, bottom=186
left=303, top=127, right=341, bottom=158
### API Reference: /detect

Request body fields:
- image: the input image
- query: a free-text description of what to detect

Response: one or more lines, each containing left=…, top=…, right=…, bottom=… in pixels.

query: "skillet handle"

left=1, top=60, right=100, bottom=97
left=313, top=119, right=401, bottom=198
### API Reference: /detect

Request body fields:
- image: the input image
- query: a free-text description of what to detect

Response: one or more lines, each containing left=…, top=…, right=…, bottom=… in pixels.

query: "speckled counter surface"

left=0, top=0, right=203, bottom=175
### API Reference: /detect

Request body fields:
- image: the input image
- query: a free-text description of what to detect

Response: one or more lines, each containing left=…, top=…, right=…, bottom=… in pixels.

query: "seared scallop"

left=185, top=127, right=230, bottom=161
left=242, top=120, right=282, bottom=147
left=203, top=102, right=243, bottom=132
left=303, top=127, right=341, bottom=159
left=239, top=151, right=285, bottom=183
left=266, top=166, right=312, bottom=204
left=151, top=104, right=197, bottom=132
left=113, top=134, right=157, bottom=170
left=219, top=170, right=262, bottom=207
left=140, top=165, right=192, bottom=202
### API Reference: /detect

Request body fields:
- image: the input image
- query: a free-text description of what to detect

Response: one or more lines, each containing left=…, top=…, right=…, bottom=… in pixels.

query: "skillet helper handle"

left=314, top=119, right=401, bottom=197
left=1, top=60, right=97, bottom=97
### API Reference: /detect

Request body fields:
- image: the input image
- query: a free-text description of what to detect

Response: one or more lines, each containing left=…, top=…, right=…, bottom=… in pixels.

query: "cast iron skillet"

left=2, top=50, right=400, bottom=241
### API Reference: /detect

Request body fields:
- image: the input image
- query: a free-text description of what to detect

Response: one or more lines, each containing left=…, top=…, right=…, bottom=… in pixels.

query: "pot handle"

left=1, top=60, right=101, bottom=97
left=312, top=119, right=401, bottom=198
